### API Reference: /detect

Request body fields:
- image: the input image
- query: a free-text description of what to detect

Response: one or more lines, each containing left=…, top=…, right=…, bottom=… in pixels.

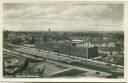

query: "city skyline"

left=4, top=3, right=124, bottom=31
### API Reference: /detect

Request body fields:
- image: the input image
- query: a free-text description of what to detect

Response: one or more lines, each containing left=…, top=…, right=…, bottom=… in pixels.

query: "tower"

left=48, top=28, right=51, bottom=32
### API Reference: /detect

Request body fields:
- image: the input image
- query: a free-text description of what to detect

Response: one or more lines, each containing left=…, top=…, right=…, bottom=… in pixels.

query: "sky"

left=3, top=3, right=124, bottom=31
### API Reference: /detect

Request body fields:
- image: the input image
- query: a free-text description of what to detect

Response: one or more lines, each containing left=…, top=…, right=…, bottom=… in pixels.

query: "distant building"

left=108, top=42, right=115, bottom=47
left=101, top=43, right=107, bottom=47
left=76, top=42, right=93, bottom=48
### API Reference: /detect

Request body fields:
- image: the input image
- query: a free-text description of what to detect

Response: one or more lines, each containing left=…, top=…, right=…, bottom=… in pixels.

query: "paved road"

left=3, top=43, right=124, bottom=75
left=3, top=49, right=112, bottom=78
left=6, top=43, right=124, bottom=68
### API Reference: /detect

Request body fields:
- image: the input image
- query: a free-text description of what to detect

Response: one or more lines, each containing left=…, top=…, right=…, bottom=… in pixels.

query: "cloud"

left=3, top=3, right=124, bottom=31
left=4, top=4, right=64, bottom=19
left=61, top=4, right=122, bottom=21
left=4, top=6, right=47, bottom=18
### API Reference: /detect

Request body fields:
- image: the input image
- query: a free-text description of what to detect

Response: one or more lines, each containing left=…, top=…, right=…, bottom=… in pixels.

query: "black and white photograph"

left=3, top=2, right=124, bottom=78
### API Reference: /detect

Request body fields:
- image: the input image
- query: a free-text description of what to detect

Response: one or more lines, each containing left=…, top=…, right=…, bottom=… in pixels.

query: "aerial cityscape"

left=3, top=3, right=124, bottom=78
left=3, top=30, right=124, bottom=78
